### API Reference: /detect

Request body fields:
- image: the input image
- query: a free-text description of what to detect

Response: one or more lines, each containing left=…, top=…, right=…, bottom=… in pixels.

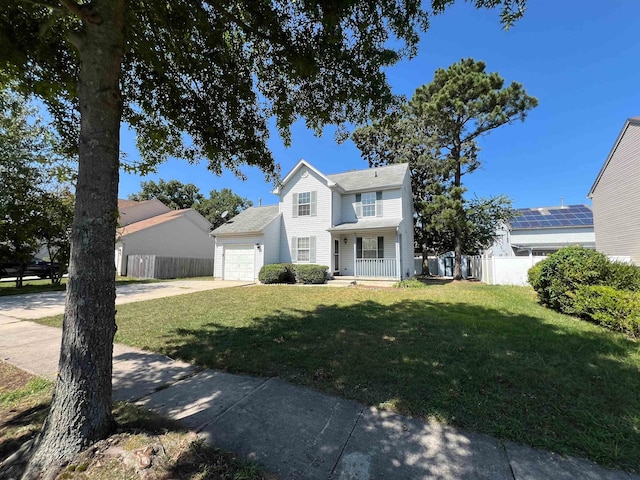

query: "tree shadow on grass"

left=158, top=298, right=640, bottom=472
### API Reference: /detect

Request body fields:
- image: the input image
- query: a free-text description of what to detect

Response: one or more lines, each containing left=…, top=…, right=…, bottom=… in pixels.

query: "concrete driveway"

left=0, top=279, right=252, bottom=319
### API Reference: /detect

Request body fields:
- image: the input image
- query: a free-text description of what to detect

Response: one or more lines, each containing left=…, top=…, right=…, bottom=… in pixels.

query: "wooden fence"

left=126, top=255, right=213, bottom=279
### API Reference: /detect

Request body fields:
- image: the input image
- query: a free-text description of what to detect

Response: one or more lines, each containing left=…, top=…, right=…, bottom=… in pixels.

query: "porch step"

left=327, top=276, right=398, bottom=288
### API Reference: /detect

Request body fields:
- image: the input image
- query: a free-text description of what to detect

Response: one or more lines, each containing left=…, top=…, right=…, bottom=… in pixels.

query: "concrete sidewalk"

left=0, top=315, right=637, bottom=480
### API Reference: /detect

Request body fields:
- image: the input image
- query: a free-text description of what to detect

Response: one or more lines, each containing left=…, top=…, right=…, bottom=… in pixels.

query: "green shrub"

left=532, top=246, right=610, bottom=314
left=527, top=261, right=545, bottom=291
left=573, top=285, right=640, bottom=337
left=394, top=278, right=426, bottom=289
left=258, top=264, right=294, bottom=284
left=606, top=261, right=640, bottom=291
left=294, top=264, right=328, bottom=284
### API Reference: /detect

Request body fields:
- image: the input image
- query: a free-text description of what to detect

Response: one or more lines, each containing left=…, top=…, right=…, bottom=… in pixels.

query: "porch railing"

left=355, top=258, right=397, bottom=278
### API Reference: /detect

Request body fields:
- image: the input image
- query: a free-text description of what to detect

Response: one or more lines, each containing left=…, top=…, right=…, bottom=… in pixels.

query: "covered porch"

left=327, top=220, right=403, bottom=280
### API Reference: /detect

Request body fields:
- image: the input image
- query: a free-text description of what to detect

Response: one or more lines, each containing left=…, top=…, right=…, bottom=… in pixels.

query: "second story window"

left=298, top=192, right=311, bottom=216
left=361, top=192, right=376, bottom=217
left=292, top=191, right=317, bottom=217
left=356, top=191, right=383, bottom=218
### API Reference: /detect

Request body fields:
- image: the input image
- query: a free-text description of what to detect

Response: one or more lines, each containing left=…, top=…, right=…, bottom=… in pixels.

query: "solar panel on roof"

left=511, top=204, right=593, bottom=229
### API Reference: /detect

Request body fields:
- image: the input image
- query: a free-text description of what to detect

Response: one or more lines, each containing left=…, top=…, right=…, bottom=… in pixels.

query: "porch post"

left=353, top=233, right=357, bottom=277
left=396, top=229, right=401, bottom=279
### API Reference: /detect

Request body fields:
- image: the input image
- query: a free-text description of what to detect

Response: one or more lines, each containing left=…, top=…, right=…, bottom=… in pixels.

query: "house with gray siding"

left=588, top=117, right=640, bottom=264
left=115, top=199, right=214, bottom=276
left=211, top=159, right=414, bottom=282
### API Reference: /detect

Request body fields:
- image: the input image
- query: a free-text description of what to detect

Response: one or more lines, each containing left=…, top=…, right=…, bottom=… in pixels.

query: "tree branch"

left=59, top=0, right=102, bottom=24
left=16, top=0, right=64, bottom=12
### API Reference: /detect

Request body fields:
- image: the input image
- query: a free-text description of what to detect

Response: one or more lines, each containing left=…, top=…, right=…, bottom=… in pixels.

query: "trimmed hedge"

left=293, top=264, right=328, bottom=284
left=606, top=261, right=640, bottom=292
left=528, top=246, right=640, bottom=337
left=573, top=285, right=640, bottom=338
left=526, top=261, right=544, bottom=293
left=258, top=263, right=328, bottom=284
left=258, top=264, right=294, bottom=284
left=529, top=246, right=611, bottom=314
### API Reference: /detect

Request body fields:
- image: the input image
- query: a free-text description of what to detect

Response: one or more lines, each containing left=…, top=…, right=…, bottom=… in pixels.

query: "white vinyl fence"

left=477, top=255, right=547, bottom=286
left=414, top=254, right=546, bottom=285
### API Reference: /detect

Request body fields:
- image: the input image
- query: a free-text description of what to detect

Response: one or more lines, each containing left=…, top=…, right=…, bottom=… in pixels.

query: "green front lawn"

left=38, top=283, right=640, bottom=471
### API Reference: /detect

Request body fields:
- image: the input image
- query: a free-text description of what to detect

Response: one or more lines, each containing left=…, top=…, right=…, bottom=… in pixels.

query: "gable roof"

left=118, top=208, right=192, bottom=236
left=118, top=198, right=172, bottom=226
left=510, top=204, right=593, bottom=230
left=118, top=198, right=138, bottom=209
left=327, top=163, right=409, bottom=192
left=273, top=159, right=335, bottom=194
left=211, top=205, right=280, bottom=235
left=588, top=117, right=640, bottom=198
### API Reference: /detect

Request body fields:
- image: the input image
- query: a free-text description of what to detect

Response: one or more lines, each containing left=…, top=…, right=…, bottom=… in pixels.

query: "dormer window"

left=356, top=192, right=383, bottom=218
left=292, top=191, right=317, bottom=217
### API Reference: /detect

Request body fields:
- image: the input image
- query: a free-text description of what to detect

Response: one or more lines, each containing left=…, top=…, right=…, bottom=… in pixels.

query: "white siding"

left=591, top=122, right=640, bottom=264
left=262, top=216, right=282, bottom=265
left=340, top=188, right=403, bottom=223
left=279, top=166, right=333, bottom=267
left=332, top=191, right=342, bottom=226
left=213, top=235, right=263, bottom=280
left=510, top=227, right=595, bottom=249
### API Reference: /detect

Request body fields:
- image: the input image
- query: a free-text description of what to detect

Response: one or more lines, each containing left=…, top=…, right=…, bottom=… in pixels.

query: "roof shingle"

left=327, top=163, right=408, bottom=192
left=212, top=205, right=280, bottom=235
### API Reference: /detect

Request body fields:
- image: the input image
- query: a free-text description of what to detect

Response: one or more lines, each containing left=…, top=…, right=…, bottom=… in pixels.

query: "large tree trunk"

left=452, top=150, right=464, bottom=281
left=453, top=233, right=463, bottom=280
left=23, top=1, right=125, bottom=478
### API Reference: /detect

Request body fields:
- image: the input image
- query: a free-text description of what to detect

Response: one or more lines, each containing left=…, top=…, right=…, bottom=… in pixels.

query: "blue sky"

left=118, top=0, right=640, bottom=209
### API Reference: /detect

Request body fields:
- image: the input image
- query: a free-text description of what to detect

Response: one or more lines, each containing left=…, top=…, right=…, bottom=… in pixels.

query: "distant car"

left=0, top=258, right=61, bottom=279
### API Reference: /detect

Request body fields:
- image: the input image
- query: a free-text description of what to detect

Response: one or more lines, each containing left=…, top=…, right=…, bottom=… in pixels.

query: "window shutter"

left=356, top=237, right=363, bottom=259
left=291, top=236, right=297, bottom=262
left=292, top=193, right=298, bottom=218
left=310, top=191, right=317, bottom=216
left=376, top=191, right=383, bottom=217
left=377, top=236, right=384, bottom=259
left=310, top=236, right=316, bottom=263
left=355, top=193, right=362, bottom=218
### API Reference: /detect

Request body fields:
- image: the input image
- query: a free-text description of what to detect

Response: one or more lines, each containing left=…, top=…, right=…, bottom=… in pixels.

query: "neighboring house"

left=473, top=204, right=595, bottom=286
left=588, top=117, right=640, bottom=264
left=115, top=199, right=214, bottom=275
left=486, top=204, right=595, bottom=257
left=211, top=160, right=414, bottom=281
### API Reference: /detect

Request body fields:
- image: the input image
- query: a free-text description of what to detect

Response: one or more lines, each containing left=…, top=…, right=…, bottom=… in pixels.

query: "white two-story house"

left=211, top=159, right=414, bottom=282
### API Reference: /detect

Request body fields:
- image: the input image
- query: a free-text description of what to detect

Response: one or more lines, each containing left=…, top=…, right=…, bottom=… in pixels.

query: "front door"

left=334, top=239, right=340, bottom=274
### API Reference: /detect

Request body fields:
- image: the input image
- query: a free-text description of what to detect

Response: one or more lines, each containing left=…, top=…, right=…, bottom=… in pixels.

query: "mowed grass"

left=38, top=282, right=640, bottom=471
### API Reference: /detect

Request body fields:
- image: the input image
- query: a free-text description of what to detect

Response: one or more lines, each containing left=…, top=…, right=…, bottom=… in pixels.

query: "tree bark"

left=22, top=1, right=125, bottom=478
left=452, top=148, right=464, bottom=281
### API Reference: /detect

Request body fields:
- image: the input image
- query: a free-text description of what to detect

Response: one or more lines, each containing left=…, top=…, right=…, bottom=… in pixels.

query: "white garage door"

left=223, top=245, right=255, bottom=281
